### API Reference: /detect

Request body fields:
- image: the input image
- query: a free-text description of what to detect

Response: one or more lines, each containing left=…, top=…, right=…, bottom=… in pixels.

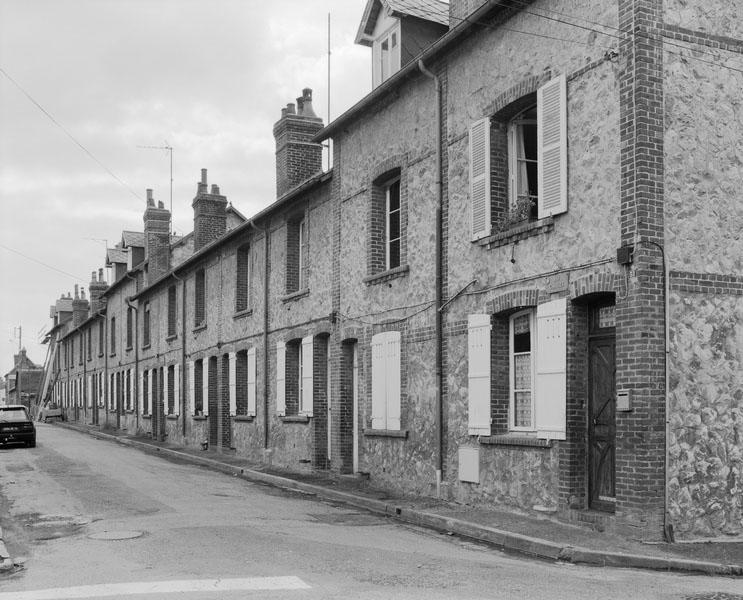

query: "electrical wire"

left=338, top=299, right=436, bottom=326
left=0, top=66, right=142, bottom=203
left=0, top=243, right=87, bottom=282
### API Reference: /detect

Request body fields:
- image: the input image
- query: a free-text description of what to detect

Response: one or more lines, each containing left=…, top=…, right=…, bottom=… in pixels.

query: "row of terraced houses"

left=40, top=0, right=743, bottom=542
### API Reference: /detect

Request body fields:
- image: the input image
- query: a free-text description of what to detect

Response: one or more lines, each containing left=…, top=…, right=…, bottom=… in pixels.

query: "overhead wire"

left=0, top=66, right=142, bottom=203
left=0, top=243, right=87, bottom=282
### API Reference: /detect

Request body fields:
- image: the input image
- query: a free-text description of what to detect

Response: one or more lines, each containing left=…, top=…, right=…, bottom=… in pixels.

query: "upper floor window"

left=373, top=24, right=401, bottom=86
left=126, top=306, right=133, bottom=349
left=469, top=75, right=567, bottom=240
left=236, top=245, right=251, bottom=313
left=143, top=301, right=151, bottom=347
left=87, top=328, right=92, bottom=361
left=368, top=168, right=406, bottom=278
left=98, top=321, right=104, bottom=356
left=78, top=333, right=83, bottom=365
left=194, top=268, right=206, bottom=327
left=286, top=216, right=308, bottom=294
left=167, top=285, right=177, bottom=337
left=386, top=178, right=401, bottom=270
left=110, top=316, right=116, bottom=355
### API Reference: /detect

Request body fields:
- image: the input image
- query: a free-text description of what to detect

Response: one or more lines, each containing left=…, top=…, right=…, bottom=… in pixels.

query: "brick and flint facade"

left=43, top=0, right=742, bottom=542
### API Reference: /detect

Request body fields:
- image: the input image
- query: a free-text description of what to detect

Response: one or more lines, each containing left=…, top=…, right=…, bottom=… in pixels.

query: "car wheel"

left=28, top=440, right=36, bottom=448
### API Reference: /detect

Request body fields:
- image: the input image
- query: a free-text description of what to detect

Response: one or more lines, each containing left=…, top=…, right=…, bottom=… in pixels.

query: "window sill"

left=142, top=414, right=151, bottom=420
left=282, top=288, right=310, bottom=303
left=192, top=324, right=207, bottom=333
left=478, top=216, right=555, bottom=249
left=280, top=415, right=310, bottom=423
left=166, top=335, right=177, bottom=342
left=192, top=414, right=207, bottom=421
left=234, top=415, right=255, bottom=422
left=479, top=434, right=553, bottom=448
left=125, top=346, right=133, bottom=352
left=109, top=353, right=116, bottom=358
left=166, top=414, right=178, bottom=420
left=363, top=428, right=408, bottom=439
left=142, top=344, right=151, bottom=350
left=363, top=264, right=409, bottom=286
left=233, top=308, right=253, bottom=320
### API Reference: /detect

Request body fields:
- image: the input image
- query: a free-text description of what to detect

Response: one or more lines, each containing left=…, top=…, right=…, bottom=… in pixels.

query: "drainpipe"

left=125, top=295, right=139, bottom=432
left=419, top=59, right=444, bottom=497
left=250, top=218, right=271, bottom=451
left=172, top=272, right=187, bottom=438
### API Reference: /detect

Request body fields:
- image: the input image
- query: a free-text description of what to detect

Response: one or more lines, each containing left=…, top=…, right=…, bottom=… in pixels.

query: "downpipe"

left=419, top=59, right=444, bottom=498
left=125, top=296, right=139, bottom=433
left=172, top=272, right=188, bottom=439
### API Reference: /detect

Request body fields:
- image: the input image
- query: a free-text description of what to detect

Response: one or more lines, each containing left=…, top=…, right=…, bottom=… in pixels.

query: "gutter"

left=418, top=59, right=444, bottom=497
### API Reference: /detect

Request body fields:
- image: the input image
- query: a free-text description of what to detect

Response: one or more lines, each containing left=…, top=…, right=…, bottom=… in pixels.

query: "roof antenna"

left=137, top=143, right=174, bottom=237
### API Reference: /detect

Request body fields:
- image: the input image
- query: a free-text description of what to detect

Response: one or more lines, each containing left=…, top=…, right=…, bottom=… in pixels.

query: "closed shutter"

left=385, top=332, right=401, bottom=431
left=202, top=360, right=209, bottom=416
left=468, top=314, right=492, bottom=435
left=147, top=370, right=153, bottom=415
left=228, top=352, right=237, bottom=417
left=87, top=375, right=92, bottom=408
left=187, top=361, right=195, bottom=416
left=276, top=341, right=286, bottom=416
left=247, top=347, right=257, bottom=417
left=138, top=370, right=143, bottom=414
left=163, top=367, right=169, bottom=416
left=535, top=298, right=567, bottom=440
left=173, top=364, right=180, bottom=416
left=537, top=74, right=567, bottom=218
left=371, top=334, right=386, bottom=430
left=469, top=117, right=491, bottom=240
left=300, top=336, right=314, bottom=416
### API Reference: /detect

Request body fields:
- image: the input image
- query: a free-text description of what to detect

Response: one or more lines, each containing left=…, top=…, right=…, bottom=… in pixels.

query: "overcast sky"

left=0, top=0, right=376, bottom=377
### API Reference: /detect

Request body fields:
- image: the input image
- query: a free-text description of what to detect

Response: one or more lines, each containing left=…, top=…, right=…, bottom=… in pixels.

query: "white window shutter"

left=163, top=366, right=169, bottom=415
left=173, top=364, right=180, bottom=416
left=228, top=352, right=237, bottom=417
left=385, top=332, right=401, bottom=431
left=469, top=117, right=491, bottom=240
left=370, top=334, right=386, bottom=430
left=202, top=361, right=209, bottom=416
left=535, top=298, right=567, bottom=440
left=537, top=74, right=568, bottom=218
left=276, top=342, right=286, bottom=416
left=147, top=370, right=153, bottom=415
left=138, top=370, right=143, bottom=414
left=301, top=336, right=314, bottom=416
left=187, top=361, right=194, bottom=416
left=468, top=314, right=492, bottom=435
left=247, top=347, right=257, bottom=417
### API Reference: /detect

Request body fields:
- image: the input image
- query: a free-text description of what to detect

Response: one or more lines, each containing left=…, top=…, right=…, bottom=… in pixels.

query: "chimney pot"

left=300, top=88, right=317, bottom=118
left=74, top=284, right=79, bottom=299
left=81, top=289, right=86, bottom=300
left=201, top=168, right=208, bottom=185
left=98, top=268, right=104, bottom=282
left=91, top=271, right=96, bottom=282
left=296, top=96, right=305, bottom=115
left=211, top=184, right=220, bottom=195
left=287, top=103, right=296, bottom=115
left=158, top=200, right=165, bottom=209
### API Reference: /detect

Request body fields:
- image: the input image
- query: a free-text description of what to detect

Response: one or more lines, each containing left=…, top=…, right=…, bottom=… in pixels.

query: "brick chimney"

left=273, top=88, right=324, bottom=198
left=89, top=268, right=108, bottom=313
left=192, top=169, right=227, bottom=252
left=72, top=285, right=89, bottom=327
left=144, top=188, right=171, bottom=284
left=55, top=293, right=74, bottom=325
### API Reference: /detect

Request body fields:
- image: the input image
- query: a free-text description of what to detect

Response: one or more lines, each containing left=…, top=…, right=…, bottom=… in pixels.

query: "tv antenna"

left=137, top=142, right=174, bottom=236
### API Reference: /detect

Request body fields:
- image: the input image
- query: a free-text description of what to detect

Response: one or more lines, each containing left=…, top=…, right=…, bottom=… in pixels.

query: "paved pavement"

left=7, top=421, right=741, bottom=578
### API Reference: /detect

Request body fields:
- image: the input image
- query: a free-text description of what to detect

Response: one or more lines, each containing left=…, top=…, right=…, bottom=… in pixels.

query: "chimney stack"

left=143, top=188, right=171, bottom=284
left=72, top=284, right=89, bottom=327
left=273, top=87, right=324, bottom=198
left=89, top=269, right=108, bottom=313
left=192, top=168, right=227, bottom=252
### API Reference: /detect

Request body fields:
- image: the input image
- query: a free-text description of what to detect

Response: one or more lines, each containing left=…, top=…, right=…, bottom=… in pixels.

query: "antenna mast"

left=327, top=12, right=331, bottom=171
left=137, top=143, right=174, bottom=236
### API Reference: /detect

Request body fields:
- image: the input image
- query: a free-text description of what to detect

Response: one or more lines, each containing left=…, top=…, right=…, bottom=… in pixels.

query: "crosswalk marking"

left=0, top=576, right=311, bottom=599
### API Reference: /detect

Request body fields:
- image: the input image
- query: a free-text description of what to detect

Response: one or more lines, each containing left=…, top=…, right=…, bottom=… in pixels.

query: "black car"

left=0, top=405, right=36, bottom=447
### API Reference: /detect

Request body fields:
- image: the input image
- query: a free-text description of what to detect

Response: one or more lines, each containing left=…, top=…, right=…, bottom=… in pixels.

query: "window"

left=98, top=321, right=104, bottom=356
left=143, top=302, right=151, bottom=347
left=370, top=331, right=401, bottom=431
left=167, top=365, right=174, bottom=415
left=193, top=359, right=203, bottom=415
left=386, top=178, right=401, bottom=270
left=194, top=269, right=206, bottom=327
left=286, top=216, right=308, bottom=294
left=126, top=306, right=133, bottom=349
left=110, top=317, right=116, bottom=355
left=275, top=337, right=313, bottom=417
left=466, top=298, right=567, bottom=439
left=373, top=24, right=401, bottom=87
left=143, top=370, right=149, bottom=415
left=126, top=369, right=132, bottom=411
left=469, top=75, right=567, bottom=240
left=87, top=329, right=92, bottom=361
left=167, top=285, right=177, bottom=337
left=79, top=333, right=83, bottom=365
left=236, top=245, right=251, bottom=312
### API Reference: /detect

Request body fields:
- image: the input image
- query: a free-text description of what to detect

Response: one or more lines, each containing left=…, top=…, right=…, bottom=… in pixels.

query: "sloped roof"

left=106, top=247, right=128, bottom=265
left=121, top=230, right=145, bottom=248
left=357, top=0, right=449, bottom=44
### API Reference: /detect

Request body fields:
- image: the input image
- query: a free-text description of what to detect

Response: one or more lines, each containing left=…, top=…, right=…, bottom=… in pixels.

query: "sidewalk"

left=44, top=422, right=743, bottom=577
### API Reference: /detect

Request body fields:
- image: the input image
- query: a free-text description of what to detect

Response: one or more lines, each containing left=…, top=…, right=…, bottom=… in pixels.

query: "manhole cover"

left=88, top=530, right=143, bottom=541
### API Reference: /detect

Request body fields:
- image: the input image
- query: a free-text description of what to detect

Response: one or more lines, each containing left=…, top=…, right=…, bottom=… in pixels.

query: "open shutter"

left=385, top=332, right=401, bottom=431
left=187, top=361, right=194, bottom=416
left=468, top=314, right=492, bottom=435
left=162, top=367, right=169, bottom=416
left=173, top=364, right=180, bottom=416
left=202, top=361, right=209, bottom=416
left=138, top=370, right=143, bottom=414
left=537, top=74, right=567, bottom=218
left=276, top=342, right=286, bottom=416
left=247, top=347, right=257, bottom=416
left=469, top=117, right=491, bottom=240
left=370, top=334, right=386, bottom=430
left=535, top=298, right=567, bottom=440
left=301, top=337, right=314, bottom=416
left=228, top=352, right=237, bottom=416
left=147, top=370, right=153, bottom=415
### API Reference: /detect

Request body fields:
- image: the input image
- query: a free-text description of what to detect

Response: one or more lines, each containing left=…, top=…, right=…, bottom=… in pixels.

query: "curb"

left=63, top=424, right=743, bottom=577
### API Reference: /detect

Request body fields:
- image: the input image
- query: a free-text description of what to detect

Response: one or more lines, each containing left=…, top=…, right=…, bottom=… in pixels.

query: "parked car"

left=0, top=405, right=36, bottom=448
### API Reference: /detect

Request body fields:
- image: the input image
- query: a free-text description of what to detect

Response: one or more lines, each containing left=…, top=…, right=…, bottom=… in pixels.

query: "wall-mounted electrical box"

left=616, top=245, right=634, bottom=265
left=617, top=389, right=632, bottom=412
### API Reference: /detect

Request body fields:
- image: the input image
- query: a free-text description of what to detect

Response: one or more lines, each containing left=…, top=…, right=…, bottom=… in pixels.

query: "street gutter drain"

left=88, top=530, right=143, bottom=541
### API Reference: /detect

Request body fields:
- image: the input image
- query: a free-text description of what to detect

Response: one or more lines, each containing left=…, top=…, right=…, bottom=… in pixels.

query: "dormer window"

left=376, top=25, right=400, bottom=84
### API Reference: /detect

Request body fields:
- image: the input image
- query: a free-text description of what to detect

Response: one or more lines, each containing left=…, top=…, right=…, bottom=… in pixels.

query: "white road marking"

left=0, top=576, right=311, bottom=599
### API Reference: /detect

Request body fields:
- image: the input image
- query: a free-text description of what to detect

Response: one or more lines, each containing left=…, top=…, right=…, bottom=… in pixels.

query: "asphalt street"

left=0, top=424, right=741, bottom=599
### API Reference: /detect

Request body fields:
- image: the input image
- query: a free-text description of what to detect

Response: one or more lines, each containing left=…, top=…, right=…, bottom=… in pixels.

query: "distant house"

left=4, top=349, right=44, bottom=410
